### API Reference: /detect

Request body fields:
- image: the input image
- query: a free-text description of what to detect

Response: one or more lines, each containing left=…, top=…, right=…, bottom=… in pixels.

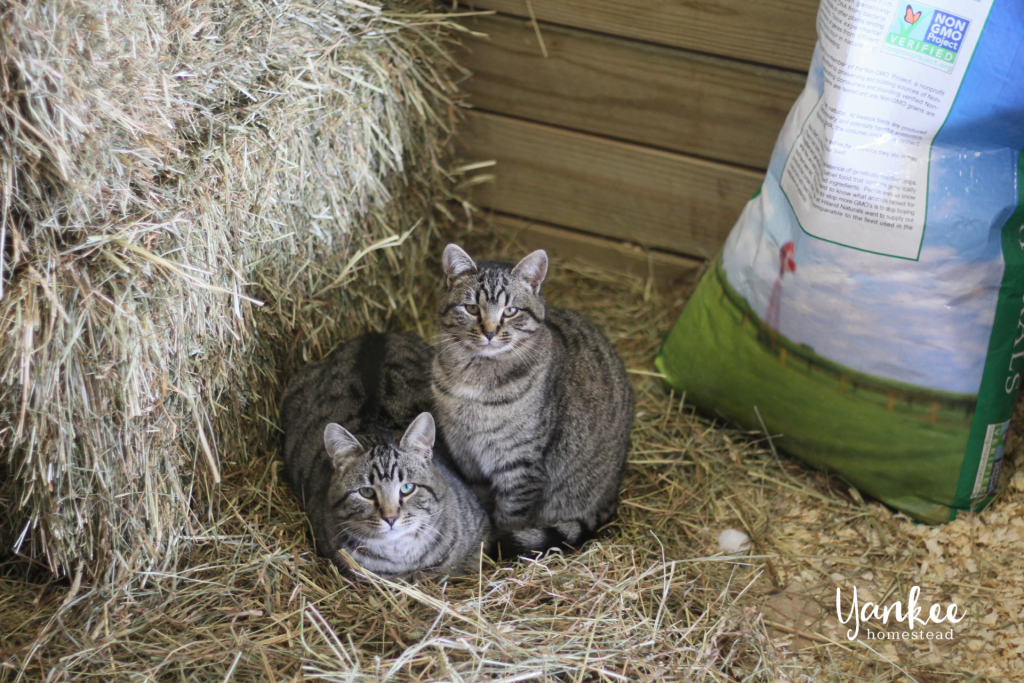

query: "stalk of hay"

left=0, top=0, right=465, bottom=586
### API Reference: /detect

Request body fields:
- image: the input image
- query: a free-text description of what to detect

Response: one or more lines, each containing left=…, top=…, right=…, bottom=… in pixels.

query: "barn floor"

left=1, top=225, right=1020, bottom=682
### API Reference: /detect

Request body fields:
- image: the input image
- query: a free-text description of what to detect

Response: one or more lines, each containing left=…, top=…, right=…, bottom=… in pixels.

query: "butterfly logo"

left=896, top=4, right=929, bottom=38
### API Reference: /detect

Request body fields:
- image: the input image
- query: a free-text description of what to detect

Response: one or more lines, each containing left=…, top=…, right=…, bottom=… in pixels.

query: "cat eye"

left=358, top=487, right=375, bottom=499
left=464, top=304, right=480, bottom=315
left=504, top=306, right=519, bottom=317
left=400, top=482, right=416, bottom=495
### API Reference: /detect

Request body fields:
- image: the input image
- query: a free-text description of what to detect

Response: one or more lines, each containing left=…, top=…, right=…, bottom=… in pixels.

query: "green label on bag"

left=953, top=149, right=1024, bottom=514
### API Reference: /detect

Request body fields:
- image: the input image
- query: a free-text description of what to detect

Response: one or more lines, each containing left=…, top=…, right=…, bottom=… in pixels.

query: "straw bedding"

left=2, top=228, right=1021, bottom=681
left=0, top=0, right=464, bottom=584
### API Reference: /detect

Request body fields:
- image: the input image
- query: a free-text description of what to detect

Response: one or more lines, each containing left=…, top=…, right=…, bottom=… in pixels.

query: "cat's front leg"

left=489, top=458, right=545, bottom=532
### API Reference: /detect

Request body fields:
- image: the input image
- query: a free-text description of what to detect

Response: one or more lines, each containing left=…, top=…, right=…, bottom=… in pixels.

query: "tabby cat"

left=281, top=332, right=492, bottom=579
left=432, top=245, right=634, bottom=558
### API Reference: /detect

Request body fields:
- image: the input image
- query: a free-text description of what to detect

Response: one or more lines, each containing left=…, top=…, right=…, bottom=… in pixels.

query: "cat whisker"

left=429, top=334, right=459, bottom=349
left=420, top=504, right=454, bottom=520
left=508, top=340, right=540, bottom=366
left=414, top=521, right=447, bottom=543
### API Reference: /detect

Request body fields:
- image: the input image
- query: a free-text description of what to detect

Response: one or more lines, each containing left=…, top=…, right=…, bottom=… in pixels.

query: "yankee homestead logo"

left=881, top=4, right=972, bottom=74
left=836, top=585, right=964, bottom=641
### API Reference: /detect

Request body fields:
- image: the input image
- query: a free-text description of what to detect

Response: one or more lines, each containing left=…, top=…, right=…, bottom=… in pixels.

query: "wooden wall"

left=452, top=1, right=819, bottom=287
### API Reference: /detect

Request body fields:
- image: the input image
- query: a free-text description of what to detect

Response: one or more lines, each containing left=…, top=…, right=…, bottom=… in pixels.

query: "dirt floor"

left=1, top=228, right=1020, bottom=682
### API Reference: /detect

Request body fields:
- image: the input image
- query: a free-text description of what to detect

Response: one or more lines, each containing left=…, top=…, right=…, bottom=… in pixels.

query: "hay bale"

left=0, top=0, right=463, bottom=584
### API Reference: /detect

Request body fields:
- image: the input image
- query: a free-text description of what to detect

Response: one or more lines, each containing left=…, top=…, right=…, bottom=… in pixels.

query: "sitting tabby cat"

left=432, top=245, right=634, bottom=558
left=281, top=332, right=492, bottom=579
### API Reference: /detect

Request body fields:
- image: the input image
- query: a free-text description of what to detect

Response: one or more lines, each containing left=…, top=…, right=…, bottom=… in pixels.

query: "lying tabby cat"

left=281, top=332, right=492, bottom=579
left=432, top=245, right=634, bottom=558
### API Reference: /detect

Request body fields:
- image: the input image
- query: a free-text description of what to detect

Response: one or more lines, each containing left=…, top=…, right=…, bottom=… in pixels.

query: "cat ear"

left=511, top=249, right=548, bottom=294
left=399, top=412, right=435, bottom=458
left=324, top=423, right=361, bottom=468
left=443, top=244, right=478, bottom=279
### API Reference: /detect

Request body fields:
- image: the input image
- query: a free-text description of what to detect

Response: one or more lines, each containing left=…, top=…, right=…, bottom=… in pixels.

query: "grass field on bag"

left=657, top=259, right=975, bottom=521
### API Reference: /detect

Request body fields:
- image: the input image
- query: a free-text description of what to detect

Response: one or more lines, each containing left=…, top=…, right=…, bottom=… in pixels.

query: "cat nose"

left=383, top=516, right=398, bottom=528
left=483, top=329, right=497, bottom=341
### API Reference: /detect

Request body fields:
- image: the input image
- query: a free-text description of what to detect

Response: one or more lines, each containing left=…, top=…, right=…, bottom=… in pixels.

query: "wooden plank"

left=488, top=214, right=705, bottom=291
left=458, top=16, right=805, bottom=169
left=456, top=111, right=764, bottom=258
left=460, top=0, right=819, bottom=72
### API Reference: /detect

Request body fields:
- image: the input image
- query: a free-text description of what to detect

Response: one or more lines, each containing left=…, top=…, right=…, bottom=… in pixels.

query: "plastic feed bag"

left=656, top=0, right=1024, bottom=523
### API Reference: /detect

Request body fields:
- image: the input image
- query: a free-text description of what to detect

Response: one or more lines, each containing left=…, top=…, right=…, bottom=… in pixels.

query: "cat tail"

left=491, top=519, right=596, bottom=559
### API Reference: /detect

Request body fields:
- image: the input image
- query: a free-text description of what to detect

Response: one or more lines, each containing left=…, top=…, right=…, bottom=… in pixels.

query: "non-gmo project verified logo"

left=881, top=3, right=972, bottom=74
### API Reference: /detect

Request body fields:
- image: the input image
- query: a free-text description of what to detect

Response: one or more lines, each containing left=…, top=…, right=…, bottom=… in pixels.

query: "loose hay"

left=2, top=229, right=1019, bottom=681
left=0, top=0, right=468, bottom=584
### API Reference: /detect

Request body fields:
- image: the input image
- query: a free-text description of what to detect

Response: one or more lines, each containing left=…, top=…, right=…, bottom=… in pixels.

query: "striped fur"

left=281, top=332, right=491, bottom=579
left=432, top=245, right=634, bottom=558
